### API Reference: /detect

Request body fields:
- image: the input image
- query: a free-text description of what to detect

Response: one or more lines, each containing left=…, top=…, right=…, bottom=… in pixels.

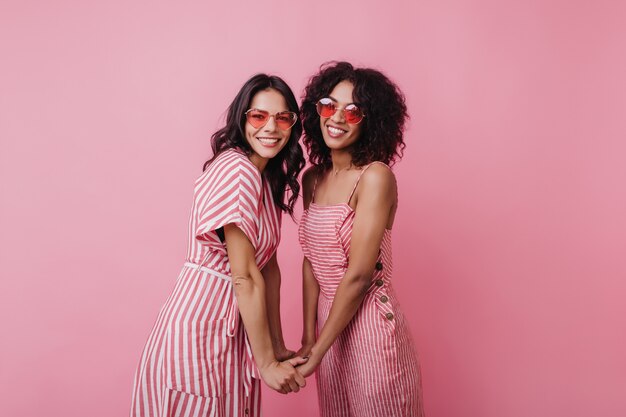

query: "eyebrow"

left=249, top=108, right=290, bottom=113
left=328, top=95, right=355, bottom=105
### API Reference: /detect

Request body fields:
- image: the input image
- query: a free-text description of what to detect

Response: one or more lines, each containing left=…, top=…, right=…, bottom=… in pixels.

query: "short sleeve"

left=195, top=152, right=263, bottom=249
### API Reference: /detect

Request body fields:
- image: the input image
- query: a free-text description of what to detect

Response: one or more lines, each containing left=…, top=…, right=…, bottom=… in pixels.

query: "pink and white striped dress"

left=131, top=149, right=281, bottom=417
left=298, top=163, right=425, bottom=417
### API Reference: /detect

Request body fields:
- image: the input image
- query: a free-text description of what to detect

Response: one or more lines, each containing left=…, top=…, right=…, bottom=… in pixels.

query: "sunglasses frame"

left=316, top=98, right=365, bottom=125
left=244, top=108, right=298, bottom=130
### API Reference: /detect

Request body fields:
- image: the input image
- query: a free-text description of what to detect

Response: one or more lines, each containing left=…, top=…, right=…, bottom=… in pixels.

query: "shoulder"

left=356, top=162, right=397, bottom=202
left=215, top=149, right=259, bottom=174
left=196, top=148, right=262, bottom=194
left=360, top=162, right=396, bottom=189
left=204, top=149, right=261, bottom=182
left=302, top=165, right=323, bottom=208
left=302, top=165, right=321, bottom=192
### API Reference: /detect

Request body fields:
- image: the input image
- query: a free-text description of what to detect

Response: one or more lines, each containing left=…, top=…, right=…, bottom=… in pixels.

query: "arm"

left=224, top=223, right=306, bottom=393
left=297, top=167, right=320, bottom=357
left=298, top=256, right=319, bottom=357
left=262, top=253, right=295, bottom=361
left=297, top=165, right=397, bottom=377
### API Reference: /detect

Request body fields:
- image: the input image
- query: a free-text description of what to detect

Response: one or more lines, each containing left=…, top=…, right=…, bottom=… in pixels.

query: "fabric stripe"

left=131, top=149, right=279, bottom=417
left=298, top=162, right=425, bottom=417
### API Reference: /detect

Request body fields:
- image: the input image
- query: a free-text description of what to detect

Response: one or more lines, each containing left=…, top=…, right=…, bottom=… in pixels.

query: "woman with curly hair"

left=296, top=62, right=425, bottom=417
left=131, top=74, right=308, bottom=417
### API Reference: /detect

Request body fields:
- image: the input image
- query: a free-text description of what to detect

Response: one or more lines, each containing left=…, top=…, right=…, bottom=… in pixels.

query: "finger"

left=288, top=356, right=309, bottom=367
left=294, top=370, right=307, bottom=387
left=288, top=379, right=300, bottom=393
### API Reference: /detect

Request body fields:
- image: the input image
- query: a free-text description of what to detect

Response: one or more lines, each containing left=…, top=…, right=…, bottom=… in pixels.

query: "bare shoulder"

left=360, top=163, right=397, bottom=193
left=302, top=166, right=319, bottom=191
left=302, top=165, right=321, bottom=207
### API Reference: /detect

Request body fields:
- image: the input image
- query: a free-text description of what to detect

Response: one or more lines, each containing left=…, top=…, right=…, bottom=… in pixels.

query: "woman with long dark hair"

left=131, top=74, right=307, bottom=417
left=296, top=62, right=425, bottom=416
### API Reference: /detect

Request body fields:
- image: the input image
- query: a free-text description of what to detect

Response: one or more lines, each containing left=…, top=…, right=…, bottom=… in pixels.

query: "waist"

left=183, top=262, right=231, bottom=282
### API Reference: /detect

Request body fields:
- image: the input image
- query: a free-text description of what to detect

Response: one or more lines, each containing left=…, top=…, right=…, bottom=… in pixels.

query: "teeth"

left=257, top=137, right=278, bottom=144
left=328, top=126, right=346, bottom=135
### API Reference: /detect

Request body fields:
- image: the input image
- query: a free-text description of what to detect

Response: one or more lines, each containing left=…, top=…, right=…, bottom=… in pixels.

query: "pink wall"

left=1, top=1, right=625, bottom=416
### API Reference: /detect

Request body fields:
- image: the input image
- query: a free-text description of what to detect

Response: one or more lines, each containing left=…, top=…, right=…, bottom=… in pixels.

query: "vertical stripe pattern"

left=131, top=149, right=280, bottom=417
left=298, top=163, right=425, bottom=417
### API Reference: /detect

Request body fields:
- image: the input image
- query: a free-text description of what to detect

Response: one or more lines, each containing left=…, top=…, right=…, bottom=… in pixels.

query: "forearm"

left=233, top=268, right=276, bottom=369
left=222, top=225, right=305, bottom=392
left=302, top=258, right=319, bottom=344
left=310, top=273, right=368, bottom=356
left=264, top=267, right=287, bottom=353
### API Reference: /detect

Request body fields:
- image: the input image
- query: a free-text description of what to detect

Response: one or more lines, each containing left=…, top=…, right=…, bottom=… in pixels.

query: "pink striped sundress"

left=131, top=149, right=281, bottom=417
left=298, top=163, right=425, bottom=417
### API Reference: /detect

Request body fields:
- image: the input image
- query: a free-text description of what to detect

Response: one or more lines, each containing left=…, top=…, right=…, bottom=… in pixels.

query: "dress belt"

left=184, top=260, right=259, bottom=398
left=183, top=262, right=231, bottom=281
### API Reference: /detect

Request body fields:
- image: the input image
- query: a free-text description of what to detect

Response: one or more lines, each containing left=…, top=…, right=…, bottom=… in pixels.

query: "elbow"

left=346, top=273, right=371, bottom=296
left=358, top=278, right=371, bottom=296
left=233, top=274, right=263, bottom=298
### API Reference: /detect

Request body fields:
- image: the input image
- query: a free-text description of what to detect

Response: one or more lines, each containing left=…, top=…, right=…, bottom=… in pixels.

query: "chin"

left=322, top=136, right=350, bottom=151
left=254, top=145, right=284, bottom=160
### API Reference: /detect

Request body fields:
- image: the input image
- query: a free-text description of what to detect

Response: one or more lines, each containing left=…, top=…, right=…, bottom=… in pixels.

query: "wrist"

left=301, top=334, right=316, bottom=346
left=308, top=344, right=326, bottom=361
left=311, top=339, right=329, bottom=358
left=256, top=351, right=277, bottom=371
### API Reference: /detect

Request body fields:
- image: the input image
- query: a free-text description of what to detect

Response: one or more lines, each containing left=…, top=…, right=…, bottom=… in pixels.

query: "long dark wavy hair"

left=301, top=61, right=408, bottom=168
left=203, top=74, right=305, bottom=216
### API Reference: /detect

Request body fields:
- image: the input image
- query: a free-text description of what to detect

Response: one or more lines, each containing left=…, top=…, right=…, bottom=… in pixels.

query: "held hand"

left=259, top=358, right=307, bottom=394
left=295, top=352, right=321, bottom=378
left=275, top=347, right=297, bottom=362
left=296, top=342, right=314, bottom=359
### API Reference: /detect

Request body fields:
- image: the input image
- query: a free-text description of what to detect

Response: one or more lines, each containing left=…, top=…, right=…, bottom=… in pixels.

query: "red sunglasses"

left=244, top=109, right=298, bottom=130
left=316, top=98, right=365, bottom=124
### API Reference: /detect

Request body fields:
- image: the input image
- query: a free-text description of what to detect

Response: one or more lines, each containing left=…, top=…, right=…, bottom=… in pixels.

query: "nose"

left=263, top=115, right=279, bottom=132
left=330, top=107, right=345, bottom=124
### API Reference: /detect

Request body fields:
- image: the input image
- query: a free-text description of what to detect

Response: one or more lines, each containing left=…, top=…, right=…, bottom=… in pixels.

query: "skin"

left=223, top=89, right=306, bottom=394
left=318, top=80, right=363, bottom=156
left=245, top=88, right=292, bottom=170
left=262, top=253, right=297, bottom=361
left=296, top=81, right=398, bottom=377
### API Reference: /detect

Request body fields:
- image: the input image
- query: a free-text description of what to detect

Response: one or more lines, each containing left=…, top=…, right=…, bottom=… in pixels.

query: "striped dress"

left=131, top=149, right=281, bottom=417
left=298, top=163, right=425, bottom=417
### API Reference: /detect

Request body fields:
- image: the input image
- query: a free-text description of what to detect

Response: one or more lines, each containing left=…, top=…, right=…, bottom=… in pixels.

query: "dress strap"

left=347, top=161, right=389, bottom=204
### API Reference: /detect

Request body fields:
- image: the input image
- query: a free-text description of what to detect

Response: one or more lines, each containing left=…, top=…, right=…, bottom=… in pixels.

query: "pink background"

left=1, top=1, right=625, bottom=416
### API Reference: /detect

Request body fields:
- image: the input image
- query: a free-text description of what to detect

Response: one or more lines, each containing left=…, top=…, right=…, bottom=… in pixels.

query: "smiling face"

left=319, top=80, right=363, bottom=152
left=245, top=88, right=292, bottom=168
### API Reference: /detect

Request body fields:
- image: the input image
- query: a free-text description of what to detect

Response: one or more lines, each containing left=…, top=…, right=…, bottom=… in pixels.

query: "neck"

left=249, top=153, right=268, bottom=173
left=330, top=149, right=353, bottom=172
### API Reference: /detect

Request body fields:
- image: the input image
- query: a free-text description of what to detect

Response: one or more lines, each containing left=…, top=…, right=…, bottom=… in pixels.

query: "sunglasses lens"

left=344, top=104, right=364, bottom=124
left=316, top=98, right=336, bottom=118
left=246, top=110, right=269, bottom=128
left=316, top=99, right=364, bottom=124
left=275, top=112, right=297, bottom=129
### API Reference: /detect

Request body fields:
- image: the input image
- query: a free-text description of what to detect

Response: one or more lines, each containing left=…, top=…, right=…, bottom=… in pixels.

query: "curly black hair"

left=203, top=74, right=305, bottom=216
left=301, top=61, right=408, bottom=168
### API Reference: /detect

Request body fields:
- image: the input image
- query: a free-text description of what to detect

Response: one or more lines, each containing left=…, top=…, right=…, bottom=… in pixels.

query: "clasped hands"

left=259, top=343, right=320, bottom=394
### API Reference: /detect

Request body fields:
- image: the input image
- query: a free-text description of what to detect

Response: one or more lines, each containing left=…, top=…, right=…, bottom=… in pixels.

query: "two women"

left=132, top=62, right=424, bottom=417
